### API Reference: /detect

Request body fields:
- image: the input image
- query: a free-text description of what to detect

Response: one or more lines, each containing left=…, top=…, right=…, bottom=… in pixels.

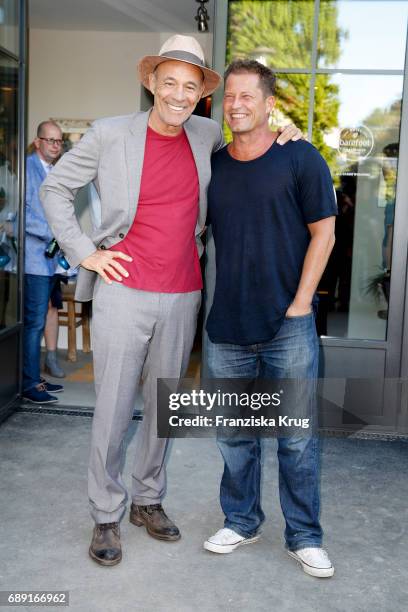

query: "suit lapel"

left=125, top=111, right=150, bottom=221
left=184, top=118, right=211, bottom=229
left=184, top=119, right=207, bottom=196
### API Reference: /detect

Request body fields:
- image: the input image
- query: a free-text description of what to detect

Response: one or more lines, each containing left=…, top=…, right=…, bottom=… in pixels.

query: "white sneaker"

left=204, top=527, right=260, bottom=554
left=287, top=547, right=334, bottom=578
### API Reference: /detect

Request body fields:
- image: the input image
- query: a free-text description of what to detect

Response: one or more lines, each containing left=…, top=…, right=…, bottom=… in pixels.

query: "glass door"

left=0, top=0, right=27, bottom=422
left=209, top=0, right=408, bottom=433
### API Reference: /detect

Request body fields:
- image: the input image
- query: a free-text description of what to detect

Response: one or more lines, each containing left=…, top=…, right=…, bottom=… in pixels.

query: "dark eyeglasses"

left=39, top=137, right=63, bottom=146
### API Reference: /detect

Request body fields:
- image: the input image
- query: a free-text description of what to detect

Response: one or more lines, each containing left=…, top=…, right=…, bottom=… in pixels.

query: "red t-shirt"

left=109, top=126, right=202, bottom=292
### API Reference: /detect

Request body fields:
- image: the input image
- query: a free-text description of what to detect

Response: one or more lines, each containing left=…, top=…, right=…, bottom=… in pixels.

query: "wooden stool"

left=58, top=281, right=91, bottom=362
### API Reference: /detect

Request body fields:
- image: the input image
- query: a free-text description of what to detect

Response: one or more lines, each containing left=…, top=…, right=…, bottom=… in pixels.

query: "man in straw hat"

left=41, top=34, right=301, bottom=566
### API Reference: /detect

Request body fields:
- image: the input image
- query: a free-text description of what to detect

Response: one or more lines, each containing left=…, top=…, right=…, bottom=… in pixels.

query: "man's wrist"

left=290, top=298, right=312, bottom=312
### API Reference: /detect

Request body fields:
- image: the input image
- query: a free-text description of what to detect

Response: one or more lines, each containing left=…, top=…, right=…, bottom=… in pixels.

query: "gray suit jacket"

left=40, top=110, right=224, bottom=301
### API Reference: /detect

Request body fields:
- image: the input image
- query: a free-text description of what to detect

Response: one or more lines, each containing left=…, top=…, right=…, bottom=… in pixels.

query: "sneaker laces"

left=298, top=547, right=331, bottom=566
left=36, top=383, right=48, bottom=392
left=213, top=528, right=243, bottom=544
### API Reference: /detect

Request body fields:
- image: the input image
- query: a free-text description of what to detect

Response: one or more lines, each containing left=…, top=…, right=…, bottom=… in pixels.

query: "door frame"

left=0, top=0, right=28, bottom=423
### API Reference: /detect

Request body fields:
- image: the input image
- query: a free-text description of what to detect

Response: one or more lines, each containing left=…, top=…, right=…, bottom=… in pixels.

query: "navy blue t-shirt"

left=206, top=140, right=337, bottom=346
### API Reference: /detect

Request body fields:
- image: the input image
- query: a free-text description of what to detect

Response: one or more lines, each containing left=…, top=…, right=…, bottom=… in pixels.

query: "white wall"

left=28, top=28, right=213, bottom=140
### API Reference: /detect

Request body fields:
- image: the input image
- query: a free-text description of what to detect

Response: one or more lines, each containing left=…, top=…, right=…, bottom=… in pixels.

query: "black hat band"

left=160, top=50, right=205, bottom=67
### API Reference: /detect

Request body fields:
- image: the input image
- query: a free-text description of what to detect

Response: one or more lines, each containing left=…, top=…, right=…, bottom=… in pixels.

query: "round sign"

left=338, top=125, right=374, bottom=161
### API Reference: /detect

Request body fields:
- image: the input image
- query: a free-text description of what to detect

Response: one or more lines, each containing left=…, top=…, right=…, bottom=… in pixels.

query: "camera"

left=45, top=238, right=70, bottom=270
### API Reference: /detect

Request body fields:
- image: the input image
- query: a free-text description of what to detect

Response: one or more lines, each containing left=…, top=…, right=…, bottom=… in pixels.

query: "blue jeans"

left=23, top=274, right=57, bottom=392
left=206, top=312, right=323, bottom=551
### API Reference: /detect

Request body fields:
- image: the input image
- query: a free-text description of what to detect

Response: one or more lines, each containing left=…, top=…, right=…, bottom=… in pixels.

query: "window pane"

left=0, top=0, right=19, bottom=56
left=227, top=0, right=315, bottom=69
left=270, top=73, right=310, bottom=131
left=313, top=74, right=403, bottom=340
left=318, top=0, right=408, bottom=70
left=0, top=54, right=19, bottom=329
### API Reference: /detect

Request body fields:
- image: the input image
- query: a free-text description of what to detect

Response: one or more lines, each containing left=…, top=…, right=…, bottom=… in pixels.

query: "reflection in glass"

left=224, top=0, right=406, bottom=344
left=227, top=0, right=315, bottom=70
left=0, top=0, right=19, bottom=56
left=314, top=74, right=403, bottom=341
left=318, top=0, right=408, bottom=70
left=269, top=74, right=310, bottom=134
left=0, top=54, right=18, bottom=329
left=268, top=73, right=339, bottom=169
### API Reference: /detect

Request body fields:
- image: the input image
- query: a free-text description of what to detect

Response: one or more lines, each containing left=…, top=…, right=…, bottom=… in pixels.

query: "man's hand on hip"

left=81, top=249, right=132, bottom=284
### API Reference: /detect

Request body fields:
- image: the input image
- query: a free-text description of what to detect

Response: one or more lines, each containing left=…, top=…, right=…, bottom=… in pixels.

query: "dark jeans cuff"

left=286, top=540, right=323, bottom=552
left=224, top=520, right=259, bottom=539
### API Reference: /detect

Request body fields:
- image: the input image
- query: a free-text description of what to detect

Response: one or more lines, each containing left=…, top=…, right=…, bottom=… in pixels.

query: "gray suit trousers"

left=89, top=278, right=201, bottom=524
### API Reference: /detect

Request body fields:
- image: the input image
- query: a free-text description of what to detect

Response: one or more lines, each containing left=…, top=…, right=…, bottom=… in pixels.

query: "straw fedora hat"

left=138, top=34, right=222, bottom=98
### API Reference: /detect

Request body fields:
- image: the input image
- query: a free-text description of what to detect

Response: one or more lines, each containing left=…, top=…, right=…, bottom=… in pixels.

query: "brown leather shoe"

left=129, top=503, right=180, bottom=541
left=89, top=522, right=122, bottom=566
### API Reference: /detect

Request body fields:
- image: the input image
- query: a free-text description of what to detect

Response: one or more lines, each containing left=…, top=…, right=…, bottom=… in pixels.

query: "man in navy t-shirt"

left=203, top=60, right=337, bottom=578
